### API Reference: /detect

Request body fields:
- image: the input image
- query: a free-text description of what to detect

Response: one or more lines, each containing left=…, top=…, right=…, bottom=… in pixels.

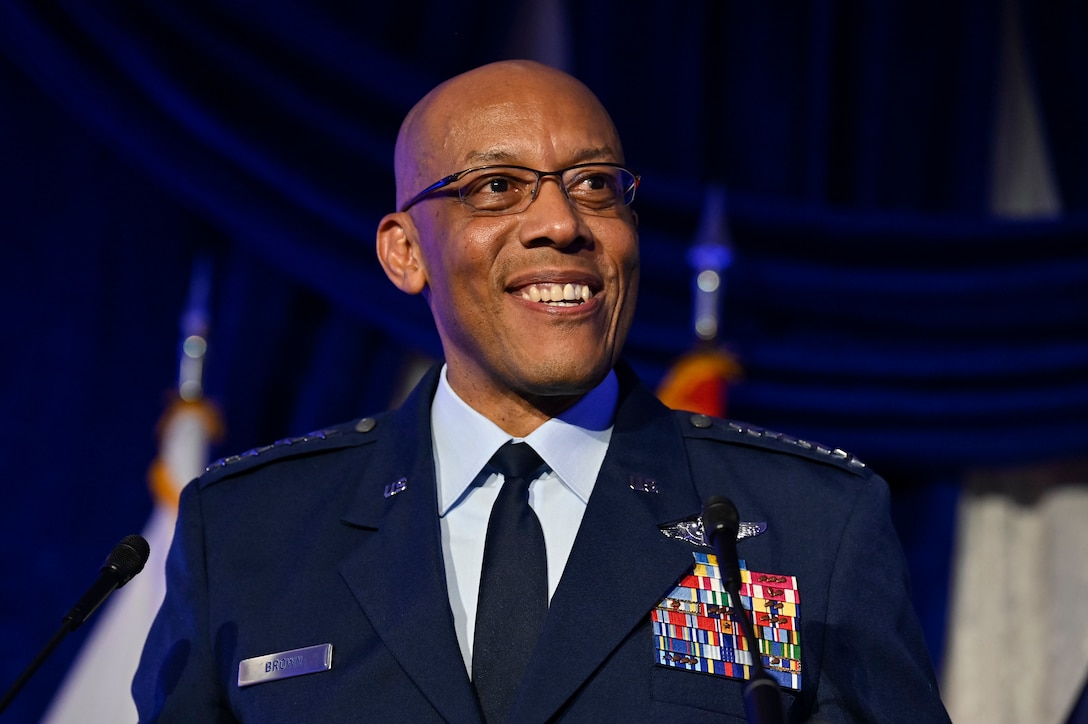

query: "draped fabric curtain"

left=940, top=4, right=1088, bottom=723
left=1, top=2, right=1085, bottom=721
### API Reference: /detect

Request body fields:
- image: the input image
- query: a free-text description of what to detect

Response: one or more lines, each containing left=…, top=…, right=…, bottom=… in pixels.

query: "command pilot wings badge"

left=658, top=516, right=767, bottom=547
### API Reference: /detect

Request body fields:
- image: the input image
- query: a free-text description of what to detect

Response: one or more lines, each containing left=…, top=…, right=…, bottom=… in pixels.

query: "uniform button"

left=689, top=414, right=713, bottom=429
left=354, top=417, right=377, bottom=433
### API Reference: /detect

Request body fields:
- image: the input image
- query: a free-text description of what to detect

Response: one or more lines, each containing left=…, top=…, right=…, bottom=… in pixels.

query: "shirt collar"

left=432, top=366, right=617, bottom=515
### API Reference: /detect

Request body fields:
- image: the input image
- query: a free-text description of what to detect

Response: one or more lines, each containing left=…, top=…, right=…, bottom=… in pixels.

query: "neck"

left=445, top=373, right=589, bottom=438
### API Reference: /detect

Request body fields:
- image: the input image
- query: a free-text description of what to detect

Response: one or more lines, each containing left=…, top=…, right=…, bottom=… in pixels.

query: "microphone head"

left=101, top=534, right=150, bottom=587
left=702, top=495, right=740, bottom=545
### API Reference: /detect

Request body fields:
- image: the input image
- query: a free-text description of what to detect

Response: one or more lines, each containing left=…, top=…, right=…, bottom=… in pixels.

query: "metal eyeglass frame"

left=398, top=162, right=640, bottom=214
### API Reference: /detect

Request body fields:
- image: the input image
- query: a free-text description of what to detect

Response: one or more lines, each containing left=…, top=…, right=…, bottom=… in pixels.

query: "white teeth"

left=519, top=283, right=594, bottom=304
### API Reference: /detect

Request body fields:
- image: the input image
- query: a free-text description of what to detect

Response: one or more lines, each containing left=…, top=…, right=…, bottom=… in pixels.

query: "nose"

left=520, top=176, right=586, bottom=248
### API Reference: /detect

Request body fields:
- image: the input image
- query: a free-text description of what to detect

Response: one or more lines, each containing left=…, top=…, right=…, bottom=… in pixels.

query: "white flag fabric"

left=942, top=462, right=1088, bottom=724
left=43, top=400, right=220, bottom=724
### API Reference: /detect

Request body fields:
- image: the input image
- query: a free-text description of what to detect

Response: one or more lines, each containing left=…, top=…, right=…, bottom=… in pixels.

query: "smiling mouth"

left=518, top=282, right=594, bottom=306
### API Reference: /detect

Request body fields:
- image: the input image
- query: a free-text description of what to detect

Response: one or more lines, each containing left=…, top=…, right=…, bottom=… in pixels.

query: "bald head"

left=393, top=60, right=625, bottom=210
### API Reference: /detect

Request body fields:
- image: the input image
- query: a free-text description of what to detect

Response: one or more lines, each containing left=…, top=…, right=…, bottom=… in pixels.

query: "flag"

left=43, top=259, right=219, bottom=723
left=656, top=347, right=741, bottom=418
left=42, top=395, right=222, bottom=723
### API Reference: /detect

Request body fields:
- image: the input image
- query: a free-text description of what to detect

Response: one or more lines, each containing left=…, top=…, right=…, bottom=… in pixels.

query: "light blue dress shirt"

left=431, top=365, right=618, bottom=675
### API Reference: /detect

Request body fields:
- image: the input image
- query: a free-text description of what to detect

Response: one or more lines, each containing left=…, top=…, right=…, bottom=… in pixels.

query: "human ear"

left=376, top=213, right=428, bottom=295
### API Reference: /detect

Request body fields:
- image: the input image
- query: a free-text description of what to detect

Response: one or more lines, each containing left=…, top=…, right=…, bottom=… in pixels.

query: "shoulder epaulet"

left=199, top=413, right=386, bottom=485
left=675, top=410, right=870, bottom=475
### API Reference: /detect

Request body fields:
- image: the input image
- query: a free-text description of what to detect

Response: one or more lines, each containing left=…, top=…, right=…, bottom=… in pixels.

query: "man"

left=134, top=60, right=950, bottom=722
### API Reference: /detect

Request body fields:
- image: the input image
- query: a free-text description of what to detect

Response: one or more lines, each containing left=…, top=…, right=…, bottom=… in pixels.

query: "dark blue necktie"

left=472, top=441, right=549, bottom=723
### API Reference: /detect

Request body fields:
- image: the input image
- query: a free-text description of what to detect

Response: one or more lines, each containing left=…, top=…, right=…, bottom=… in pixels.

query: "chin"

left=513, top=356, right=613, bottom=398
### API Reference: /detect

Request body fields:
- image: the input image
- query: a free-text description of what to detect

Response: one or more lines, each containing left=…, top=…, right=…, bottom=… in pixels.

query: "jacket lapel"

left=512, top=368, right=705, bottom=721
left=336, top=368, right=483, bottom=723
left=334, top=364, right=709, bottom=723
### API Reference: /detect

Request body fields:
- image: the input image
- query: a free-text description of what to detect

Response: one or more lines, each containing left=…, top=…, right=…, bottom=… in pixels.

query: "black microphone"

left=702, top=496, right=742, bottom=585
left=0, top=534, right=150, bottom=715
left=65, top=534, right=151, bottom=628
left=702, top=496, right=785, bottom=724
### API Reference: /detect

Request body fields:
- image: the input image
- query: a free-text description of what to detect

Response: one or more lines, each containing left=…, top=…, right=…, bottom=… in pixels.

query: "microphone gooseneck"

left=702, top=496, right=785, bottom=724
left=702, top=495, right=742, bottom=584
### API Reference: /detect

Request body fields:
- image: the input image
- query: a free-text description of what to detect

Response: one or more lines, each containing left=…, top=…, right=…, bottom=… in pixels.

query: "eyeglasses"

left=398, top=162, right=640, bottom=215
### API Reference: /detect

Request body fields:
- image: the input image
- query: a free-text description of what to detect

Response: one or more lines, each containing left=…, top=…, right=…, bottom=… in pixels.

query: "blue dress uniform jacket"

left=133, top=363, right=950, bottom=723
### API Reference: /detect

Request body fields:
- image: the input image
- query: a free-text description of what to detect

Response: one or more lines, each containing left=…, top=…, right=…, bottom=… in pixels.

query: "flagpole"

left=689, top=184, right=733, bottom=344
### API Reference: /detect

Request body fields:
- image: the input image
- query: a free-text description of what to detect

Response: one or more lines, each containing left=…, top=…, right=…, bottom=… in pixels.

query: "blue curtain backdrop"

left=1, top=2, right=1086, bottom=720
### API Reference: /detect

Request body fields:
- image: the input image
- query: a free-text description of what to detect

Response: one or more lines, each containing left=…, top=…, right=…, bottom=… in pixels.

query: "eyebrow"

left=463, top=147, right=621, bottom=167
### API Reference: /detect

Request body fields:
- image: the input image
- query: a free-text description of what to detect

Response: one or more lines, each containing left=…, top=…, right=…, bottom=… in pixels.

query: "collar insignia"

left=384, top=477, right=407, bottom=498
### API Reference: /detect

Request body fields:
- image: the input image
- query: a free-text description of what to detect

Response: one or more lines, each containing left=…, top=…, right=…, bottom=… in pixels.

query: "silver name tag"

left=237, top=643, right=333, bottom=688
